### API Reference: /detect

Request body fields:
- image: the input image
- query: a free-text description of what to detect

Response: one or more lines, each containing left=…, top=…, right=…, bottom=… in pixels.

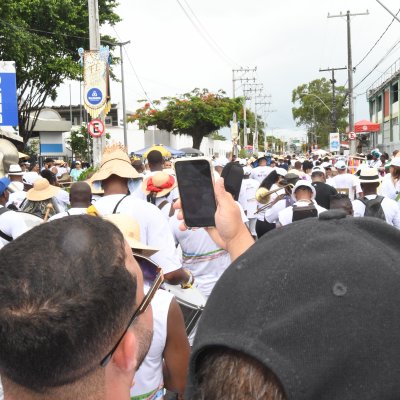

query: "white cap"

left=391, top=157, right=400, bottom=167
left=22, top=172, right=41, bottom=186
left=275, top=167, right=287, bottom=177
left=293, top=179, right=316, bottom=199
left=311, top=166, right=325, bottom=175
left=335, top=160, right=347, bottom=170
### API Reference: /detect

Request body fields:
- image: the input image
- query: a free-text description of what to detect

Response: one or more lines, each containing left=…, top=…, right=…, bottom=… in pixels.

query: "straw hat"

left=358, top=168, right=381, bottom=183
left=103, top=214, right=159, bottom=257
left=90, top=144, right=139, bottom=183
left=26, top=178, right=60, bottom=201
left=141, top=171, right=177, bottom=198
left=8, top=164, right=24, bottom=176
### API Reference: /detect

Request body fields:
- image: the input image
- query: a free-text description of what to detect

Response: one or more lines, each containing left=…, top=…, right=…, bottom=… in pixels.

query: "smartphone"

left=174, top=158, right=217, bottom=228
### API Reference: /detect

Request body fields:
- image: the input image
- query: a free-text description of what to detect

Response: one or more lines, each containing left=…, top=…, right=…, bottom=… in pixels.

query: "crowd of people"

left=0, top=144, right=400, bottom=400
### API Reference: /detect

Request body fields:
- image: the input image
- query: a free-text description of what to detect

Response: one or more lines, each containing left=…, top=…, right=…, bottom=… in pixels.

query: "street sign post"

left=88, top=119, right=105, bottom=138
left=348, top=131, right=356, bottom=140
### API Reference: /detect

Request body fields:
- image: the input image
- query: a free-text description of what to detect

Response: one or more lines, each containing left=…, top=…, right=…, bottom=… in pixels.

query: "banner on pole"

left=83, top=48, right=111, bottom=119
left=0, top=61, right=18, bottom=126
left=329, top=132, right=340, bottom=152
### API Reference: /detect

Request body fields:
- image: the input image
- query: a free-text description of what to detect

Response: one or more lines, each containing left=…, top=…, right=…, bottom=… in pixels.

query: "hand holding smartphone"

left=174, top=158, right=217, bottom=228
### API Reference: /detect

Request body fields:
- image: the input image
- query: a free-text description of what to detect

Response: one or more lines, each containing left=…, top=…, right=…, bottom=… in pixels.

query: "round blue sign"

left=87, top=88, right=103, bottom=106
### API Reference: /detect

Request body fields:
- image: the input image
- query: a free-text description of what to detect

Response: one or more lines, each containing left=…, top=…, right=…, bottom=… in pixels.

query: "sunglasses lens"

left=135, top=256, right=158, bottom=282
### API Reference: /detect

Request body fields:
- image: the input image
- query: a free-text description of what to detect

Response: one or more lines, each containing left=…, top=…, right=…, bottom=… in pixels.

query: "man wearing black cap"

left=182, top=184, right=400, bottom=399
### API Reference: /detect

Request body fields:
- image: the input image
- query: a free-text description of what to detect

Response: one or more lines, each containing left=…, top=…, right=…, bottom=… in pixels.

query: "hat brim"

left=141, top=177, right=177, bottom=198
left=128, top=238, right=159, bottom=257
left=26, top=185, right=60, bottom=201
left=91, top=159, right=139, bottom=182
left=8, top=172, right=24, bottom=176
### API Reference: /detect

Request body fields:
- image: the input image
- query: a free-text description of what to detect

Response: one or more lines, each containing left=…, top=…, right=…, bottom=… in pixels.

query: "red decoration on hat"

left=146, top=175, right=175, bottom=192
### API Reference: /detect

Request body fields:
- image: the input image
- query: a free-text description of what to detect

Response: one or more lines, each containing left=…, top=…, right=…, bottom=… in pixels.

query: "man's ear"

left=111, top=329, right=137, bottom=373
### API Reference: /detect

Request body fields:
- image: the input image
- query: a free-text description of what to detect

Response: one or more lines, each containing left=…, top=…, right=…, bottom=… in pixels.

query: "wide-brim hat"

left=142, top=171, right=177, bottom=198
left=103, top=214, right=159, bottom=257
left=359, top=168, right=381, bottom=183
left=26, top=178, right=60, bottom=201
left=8, top=164, right=24, bottom=176
left=91, top=145, right=139, bottom=183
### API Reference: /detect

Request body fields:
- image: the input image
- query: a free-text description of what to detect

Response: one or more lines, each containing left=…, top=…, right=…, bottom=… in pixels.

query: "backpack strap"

left=112, top=194, right=129, bottom=214
left=157, top=200, right=175, bottom=218
left=358, top=195, right=385, bottom=206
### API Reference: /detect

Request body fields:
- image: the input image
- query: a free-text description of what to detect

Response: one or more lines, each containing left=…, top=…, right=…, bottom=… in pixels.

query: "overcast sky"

left=53, top=0, right=400, bottom=141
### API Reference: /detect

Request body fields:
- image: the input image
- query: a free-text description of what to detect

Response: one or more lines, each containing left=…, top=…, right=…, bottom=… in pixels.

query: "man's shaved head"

left=70, top=182, right=92, bottom=208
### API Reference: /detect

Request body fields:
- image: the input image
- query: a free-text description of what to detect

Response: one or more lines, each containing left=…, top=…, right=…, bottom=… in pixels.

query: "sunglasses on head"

left=99, top=254, right=163, bottom=367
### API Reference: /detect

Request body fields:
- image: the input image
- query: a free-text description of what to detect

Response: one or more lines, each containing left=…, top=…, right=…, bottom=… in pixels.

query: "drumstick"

left=43, top=203, right=54, bottom=222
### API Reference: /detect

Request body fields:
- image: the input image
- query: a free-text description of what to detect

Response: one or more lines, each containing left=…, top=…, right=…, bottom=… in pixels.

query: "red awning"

left=354, top=120, right=380, bottom=133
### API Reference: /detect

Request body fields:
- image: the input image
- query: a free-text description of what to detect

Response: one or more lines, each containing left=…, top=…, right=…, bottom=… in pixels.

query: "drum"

left=17, top=212, right=43, bottom=230
left=163, top=282, right=206, bottom=336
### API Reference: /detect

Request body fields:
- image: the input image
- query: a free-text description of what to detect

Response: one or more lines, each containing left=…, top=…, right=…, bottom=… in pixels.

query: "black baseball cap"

left=187, top=211, right=400, bottom=399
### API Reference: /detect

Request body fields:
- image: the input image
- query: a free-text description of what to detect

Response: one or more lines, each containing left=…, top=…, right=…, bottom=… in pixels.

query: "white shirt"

left=379, top=174, right=400, bottom=208
left=130, top=287, right=172, bottom=399
left=0, top=205, right=28, bottom=248
left=331, top=173, right=359, bottom=200
left=278, top=200, right=327, bottom=226
left=170, top=212, right=231, bottom=297
left=48, top=207, right=88, bottom=221
left=93, top=194, right=181, bottom=274
left=250, top=166, right=273, bottom=183
left=6, top=189, right=27, bottom=209
left=264, top=196, right=292, bottom=224
left=352, top=195, right=400, bottom=229
left=239, top=178, right=259, bottom=219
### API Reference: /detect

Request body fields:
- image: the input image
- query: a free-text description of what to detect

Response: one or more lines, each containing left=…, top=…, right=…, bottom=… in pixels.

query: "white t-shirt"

left=331, top=173, right=359, bottom=200
left=278, top=200, right=327, bottom=226
left=170, top=212, right=231, bottom=297
left=130, top=286, right=172, bottom=399
left=48, top=207, right=88, bottom=221
left=379, top=174, right=400, bottom=208
left=352, top=195, right=400, bottom=229
left=93, top=194, right=181, bottom=274
left=6, top=190, right=27, bottom=209
left=239, top=178, right=259, bottom=219
left=0, top=205, right=28, bottom=248
left=250, top=166, right=273, bottom=183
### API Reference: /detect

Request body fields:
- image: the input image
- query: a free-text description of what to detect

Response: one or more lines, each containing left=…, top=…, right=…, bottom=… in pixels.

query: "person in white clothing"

left=353, top=168, right=400, bottom=229
left=49, top=182, right=92, bottom=221
left=278, top=180, right=327, bottom=226
left=104, top=214, right=190, bottom=400
left=379, top=157, right=400, bottom=208
left=250, top=156, right=273, bottom=183
left=239, top=166, right=259, bottom=237
left=141, top=171, right=177, bottom=220
left=0, top=177, right=28, bottom=249
left=90, top=145, right=190, bottom=286
left=6, top=164, right=27, bottom=209
left=369, top=149, right=382, bottom=168
left=331, top=160, right=359, bottom=200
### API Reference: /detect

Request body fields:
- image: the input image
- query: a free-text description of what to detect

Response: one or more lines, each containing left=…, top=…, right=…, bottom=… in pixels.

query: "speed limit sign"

left=88, top=119, right=105, bottom=138
left=348, top=131, right=357, bottom=140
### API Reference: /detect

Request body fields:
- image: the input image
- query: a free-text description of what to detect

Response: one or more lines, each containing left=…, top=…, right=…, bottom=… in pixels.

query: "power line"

left=175, top=0, right=235, bottom=66
left=354, top=36, right=400, bottom=89
left=112, top=27, right=156, bottom=109
left=354, top=7, right=400, bottom=69
left=180, top=0, right=239, bottom=66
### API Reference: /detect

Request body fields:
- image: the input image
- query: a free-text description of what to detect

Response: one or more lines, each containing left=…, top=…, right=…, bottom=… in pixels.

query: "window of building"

left=392, top=82, right=399, bottom=103
left=377, top=95, right=383, bottom=111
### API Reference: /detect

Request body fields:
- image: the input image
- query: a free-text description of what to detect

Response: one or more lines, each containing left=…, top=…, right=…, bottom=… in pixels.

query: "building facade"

left=368, top=58, right=400, bottom=154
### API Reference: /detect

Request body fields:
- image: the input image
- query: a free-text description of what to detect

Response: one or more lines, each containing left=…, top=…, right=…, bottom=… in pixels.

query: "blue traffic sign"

left=0, top=65, right=18, bottom=126
left=86, top=88, right=103, bottom=106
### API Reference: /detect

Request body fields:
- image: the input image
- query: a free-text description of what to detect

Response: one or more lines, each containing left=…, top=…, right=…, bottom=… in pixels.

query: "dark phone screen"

left=175, top=159, right=216, bottom=227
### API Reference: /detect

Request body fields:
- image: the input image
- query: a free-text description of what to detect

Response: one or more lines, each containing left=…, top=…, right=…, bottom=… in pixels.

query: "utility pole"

left=328, top=10, right=369, bottom=155
left=254, top=96, right=271, bottom=154
left=117, top=41, right=131, bottom=149
left=232, top=67, right=257, bottom=98
left=243, top=83, right=263, bottom=152
left=319, top=66, right=347, bottom=133
left=88, top=0, right=104, bottom=166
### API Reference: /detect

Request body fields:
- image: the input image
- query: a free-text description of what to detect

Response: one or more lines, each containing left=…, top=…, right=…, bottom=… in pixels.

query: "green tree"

left=0, top=0, right=120, bottom=144
left=130, top=88, right=242, bottom=149
left=237, top=107, right=265, bottom=153
left=292, top=78, right=348, bottom=149
left=66, top=125, right=92, bottom=162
